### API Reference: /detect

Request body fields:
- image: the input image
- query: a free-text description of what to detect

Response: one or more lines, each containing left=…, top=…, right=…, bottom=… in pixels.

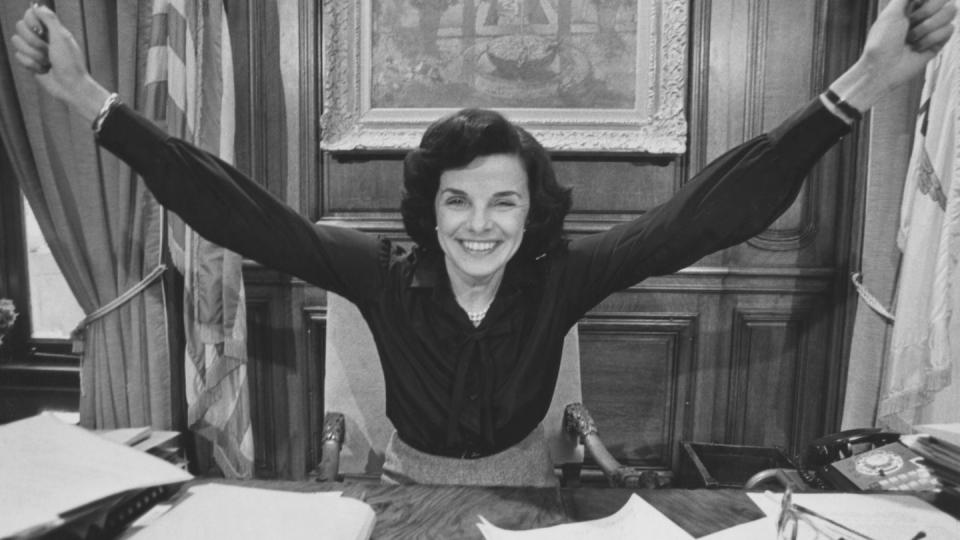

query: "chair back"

left=323, top=293, right=583, bottom=478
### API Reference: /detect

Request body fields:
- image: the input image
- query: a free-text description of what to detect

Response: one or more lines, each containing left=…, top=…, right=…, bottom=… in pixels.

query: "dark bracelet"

left=92, top=93, right=122, bottom=134
left=823, top=89, right=862, bottom=122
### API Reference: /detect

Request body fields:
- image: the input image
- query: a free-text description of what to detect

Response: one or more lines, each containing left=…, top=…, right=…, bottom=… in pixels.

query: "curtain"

left=0, top=1, right=178, bottom=430
left=841, top=76, right=923, bottom=430
left=880, top=28, right=960, bottom=430
left=146, top=0, right=253, bottom=478
left=845, top=19, right=960, bottom=430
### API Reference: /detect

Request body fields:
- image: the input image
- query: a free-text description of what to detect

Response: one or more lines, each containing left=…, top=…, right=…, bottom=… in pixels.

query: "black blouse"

left=97, top=98, right=849, bottom=458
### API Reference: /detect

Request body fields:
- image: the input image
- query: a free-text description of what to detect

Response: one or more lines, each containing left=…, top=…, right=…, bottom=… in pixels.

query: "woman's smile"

left=460, top=240, right=500, bottom=254
left=435, top=153, right=529, bottom=287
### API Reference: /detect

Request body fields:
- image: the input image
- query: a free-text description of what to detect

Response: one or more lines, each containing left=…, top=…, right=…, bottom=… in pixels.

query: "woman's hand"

left=10, top=4, right=109, bottom=122
left=864, top=0, right=955, bottom=86
left=834, top=0, right=957, bottom=112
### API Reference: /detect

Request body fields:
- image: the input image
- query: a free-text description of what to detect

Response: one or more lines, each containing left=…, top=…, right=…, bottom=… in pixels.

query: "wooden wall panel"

left=228, top=0, right=288, bottom=203
left=245, top=268, right=326, bottom=479
left=579, top=314, right=696, bottom=470
left=302, top=304, right=328, bottom=471
left=324, top=158, right=405, bottom=216
left=245, top=281, right=288, bottom=478
left=727, top=307, right=812, bottom=454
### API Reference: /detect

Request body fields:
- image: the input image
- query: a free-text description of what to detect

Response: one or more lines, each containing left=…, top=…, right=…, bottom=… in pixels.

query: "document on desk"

left=0, top=413, right=192, bottom=539
left=746, top=491, right=960, bottom=539
left=124, top=484, right=376, bottom=540
left=476, top=493, right=693, bottom=539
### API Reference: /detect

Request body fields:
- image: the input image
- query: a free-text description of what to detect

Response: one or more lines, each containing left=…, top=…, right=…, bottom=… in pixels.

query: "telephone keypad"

left=832, top=442, right=940, bottom=491
left=862, top=459, right=940, bottom=490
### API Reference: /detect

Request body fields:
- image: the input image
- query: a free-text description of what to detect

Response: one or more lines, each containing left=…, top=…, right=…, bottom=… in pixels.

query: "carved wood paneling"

left=228, top=0, right=287, bottom=200
left=746, top=0, right=827, bottom=251
left=302, top=305, right=328, bottom=471
left=578, top=313, right=696, bottom=470
left=704, top=1, right=835, bottom=259
left=245, top=270, right=327, bottom=480
left=299, top=0, right=320, bottom=219
left=725, top=304, right=827, bottom=457
left=245, top=293, right=280, bottom=477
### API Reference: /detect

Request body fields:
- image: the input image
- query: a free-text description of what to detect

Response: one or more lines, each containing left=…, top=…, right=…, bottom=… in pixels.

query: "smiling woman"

left=10, top=0, right=957, bottom=487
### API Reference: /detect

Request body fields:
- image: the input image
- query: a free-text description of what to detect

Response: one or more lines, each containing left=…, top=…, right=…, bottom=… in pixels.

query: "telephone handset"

left=801, top=428, right=938, bottom=491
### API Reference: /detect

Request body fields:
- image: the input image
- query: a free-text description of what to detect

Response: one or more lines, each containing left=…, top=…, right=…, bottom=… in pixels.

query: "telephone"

left=745, top=428, right=941, bottom=492
left=800, top=428, right=939, bottom=492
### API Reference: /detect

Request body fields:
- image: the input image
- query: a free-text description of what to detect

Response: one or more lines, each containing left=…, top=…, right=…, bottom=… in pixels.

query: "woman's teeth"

left=461, top=240, right=497, bottom=253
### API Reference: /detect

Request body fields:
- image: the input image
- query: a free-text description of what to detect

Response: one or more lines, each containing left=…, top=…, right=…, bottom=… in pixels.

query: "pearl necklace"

left=458, top=290, right=495, bottom=327
left=467, top=306, right=490, bottom=326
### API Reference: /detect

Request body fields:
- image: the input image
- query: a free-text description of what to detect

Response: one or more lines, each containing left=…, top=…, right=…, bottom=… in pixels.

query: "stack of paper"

left=0, top=413, right=193, bottom=538
left=903, top=433, right=960, bottom=498
left=97, top=425, right=185, bottom=466
left=915, top=424, right=960, bottom=447
left=122, top=484, right=376, bottom=540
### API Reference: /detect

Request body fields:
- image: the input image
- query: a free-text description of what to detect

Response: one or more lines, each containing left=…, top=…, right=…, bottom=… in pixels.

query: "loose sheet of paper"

left=124, top=484, right=376, bottom=540
left=0, top=414, right=192, bottom=538
left=476, top=493, right=693, bottom=540
left=697, top=516, right=776, bottom=539
left=747, top=491, right=960, bottom=539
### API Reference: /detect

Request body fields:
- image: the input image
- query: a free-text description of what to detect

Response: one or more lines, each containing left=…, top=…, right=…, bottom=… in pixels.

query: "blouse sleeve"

left=559, top=97, right=852, bottom=317
left=95, top=104, right=384, bottom=304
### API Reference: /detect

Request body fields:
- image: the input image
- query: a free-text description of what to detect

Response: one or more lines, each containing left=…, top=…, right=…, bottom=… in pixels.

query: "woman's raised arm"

left=11, top=4, right=386, bottom=303
left=557, top=0, right=955, bottom=316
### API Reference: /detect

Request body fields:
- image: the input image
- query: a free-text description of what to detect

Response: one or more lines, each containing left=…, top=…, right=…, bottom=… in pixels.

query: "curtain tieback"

left=71, top=264, right=168, bottom=353
left=850, top=272, right=895, bottom=323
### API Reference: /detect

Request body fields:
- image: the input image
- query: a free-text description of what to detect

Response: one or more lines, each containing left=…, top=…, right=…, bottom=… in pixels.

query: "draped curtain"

left=842, top=71, right=922, bottom=430
left=880, top=27, right=960, bottom=430
left=0, top=1, right=178, bottom=429
left=844, top=3, right=959, bottom=430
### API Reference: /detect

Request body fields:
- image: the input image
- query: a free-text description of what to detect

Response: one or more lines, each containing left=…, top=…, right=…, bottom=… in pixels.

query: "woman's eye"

left=445, top=197, right=467, bottom=207
left=494, top=199, right=518, bottom=208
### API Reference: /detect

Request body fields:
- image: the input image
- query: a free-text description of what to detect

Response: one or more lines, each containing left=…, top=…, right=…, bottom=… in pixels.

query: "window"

left=22, top=196, right=84, bottom=339
left=0, top=143, right=81, bottom=423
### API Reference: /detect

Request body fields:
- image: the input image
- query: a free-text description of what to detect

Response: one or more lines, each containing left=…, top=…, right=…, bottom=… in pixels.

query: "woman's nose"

left=469, top=207, right=491, bottom=231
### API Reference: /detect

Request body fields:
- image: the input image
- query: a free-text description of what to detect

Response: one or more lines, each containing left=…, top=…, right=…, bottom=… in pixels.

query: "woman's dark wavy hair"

left=401, top=108, right=572, bottom=259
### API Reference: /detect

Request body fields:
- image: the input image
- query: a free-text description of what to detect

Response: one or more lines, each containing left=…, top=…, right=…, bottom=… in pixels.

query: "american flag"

left=144, top=0, right=253, bottom=478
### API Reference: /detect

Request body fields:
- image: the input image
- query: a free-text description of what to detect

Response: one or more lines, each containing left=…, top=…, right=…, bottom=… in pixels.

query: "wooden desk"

left=210, top=480, right=764, bottom=539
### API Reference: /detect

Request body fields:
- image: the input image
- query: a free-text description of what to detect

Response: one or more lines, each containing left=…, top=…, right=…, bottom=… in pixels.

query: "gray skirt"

left=381, top=425, right=559, bottom=487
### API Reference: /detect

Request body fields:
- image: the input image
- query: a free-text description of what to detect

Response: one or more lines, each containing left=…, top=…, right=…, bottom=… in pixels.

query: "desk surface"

left=215, top=480, right=763, bottom=539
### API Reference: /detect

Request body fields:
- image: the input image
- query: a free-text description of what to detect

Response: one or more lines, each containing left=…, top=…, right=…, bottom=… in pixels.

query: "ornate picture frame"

left=321, top=0, right=688, bottom=154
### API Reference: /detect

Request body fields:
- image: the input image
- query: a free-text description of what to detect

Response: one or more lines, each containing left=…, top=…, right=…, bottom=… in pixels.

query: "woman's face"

left=435, top=153, right=530, bottom=287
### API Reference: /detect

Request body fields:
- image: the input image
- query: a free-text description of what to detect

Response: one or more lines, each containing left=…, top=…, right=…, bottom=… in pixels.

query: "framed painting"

left=321, top=0, right=688, bottom=154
